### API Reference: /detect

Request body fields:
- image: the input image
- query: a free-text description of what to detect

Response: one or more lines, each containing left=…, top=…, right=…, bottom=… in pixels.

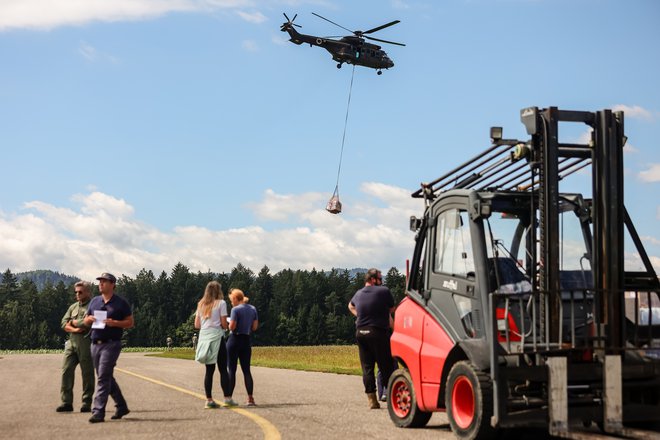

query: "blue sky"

left=0, top=0, right=658, bottom=281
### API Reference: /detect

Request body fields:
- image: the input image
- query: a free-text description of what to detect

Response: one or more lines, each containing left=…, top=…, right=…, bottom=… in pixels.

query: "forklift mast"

left=523, top=107, right=627, bottom=348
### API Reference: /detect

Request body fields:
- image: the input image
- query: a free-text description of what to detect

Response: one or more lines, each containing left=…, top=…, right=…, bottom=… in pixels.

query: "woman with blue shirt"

left=226, top=288, right=259, bottom=406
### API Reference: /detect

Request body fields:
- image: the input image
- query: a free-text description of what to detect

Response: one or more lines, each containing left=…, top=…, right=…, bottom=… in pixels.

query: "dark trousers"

left=226, top=334, right=254, bottom=396
left=90, top=340, right=127, bottom=419
left=356, top=326, right=395, bottom=394
left=204, top=337, right=230, bottom=398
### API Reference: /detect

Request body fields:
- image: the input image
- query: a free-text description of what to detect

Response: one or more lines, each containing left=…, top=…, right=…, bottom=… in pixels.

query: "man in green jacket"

left=56, top=281, right=95, bottom=413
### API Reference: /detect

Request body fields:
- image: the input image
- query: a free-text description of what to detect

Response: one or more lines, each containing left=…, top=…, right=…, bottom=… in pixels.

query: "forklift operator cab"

left=409, top=189, right=594, bottom=344
left=410, top=189, right=595, bottom=349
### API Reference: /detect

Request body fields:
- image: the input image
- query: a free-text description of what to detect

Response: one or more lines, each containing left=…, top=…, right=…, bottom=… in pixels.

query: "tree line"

left=0, top=264, right=406, bottom=350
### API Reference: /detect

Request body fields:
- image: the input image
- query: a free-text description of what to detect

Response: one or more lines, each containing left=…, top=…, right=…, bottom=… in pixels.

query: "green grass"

left=152, top=345, right=362, bottom=375
left=0, top=345, right=363, bottom=375
left=0, top=347, right=169, bottom=355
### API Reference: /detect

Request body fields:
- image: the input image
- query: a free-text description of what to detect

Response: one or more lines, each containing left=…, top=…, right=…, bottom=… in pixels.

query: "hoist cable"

left=333, top=64, right=356, bottom=196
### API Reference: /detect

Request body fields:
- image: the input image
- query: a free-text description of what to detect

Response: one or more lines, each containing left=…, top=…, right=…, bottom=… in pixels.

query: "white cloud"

left=236, top=10, right=267, bottom=24
left=391, top=0, right=410, bottom=9
left=78, top=41, right=98, bottom=61
left=78, top=40, right=120, bottom=63
left=651, top=255, right=660, bottom=272
left=241, top=39, right=259, bottom=51
left=639, top=163, right=660, bottom=182
left=0, top=0, right=251, bottom=31
left=3, top=187, right=656, bottom=282
left=0, top=186, right=422, bottom=280
left=612, top=104, right=654, bottom=121
left=624, top=142, right=639, bottom=154
left=641, top=235, right=660, bottom=246
left=247, top=189, right=325, bottom=222
left=272, top=34, right=289, bottom=46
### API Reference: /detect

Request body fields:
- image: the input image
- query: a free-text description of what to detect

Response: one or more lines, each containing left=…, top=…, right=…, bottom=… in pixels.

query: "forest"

left=0, top=264, right=406, bottom=350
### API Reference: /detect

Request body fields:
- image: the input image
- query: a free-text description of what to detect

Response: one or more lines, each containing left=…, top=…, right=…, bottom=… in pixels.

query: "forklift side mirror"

left=409, top=216, right=422, bottom=232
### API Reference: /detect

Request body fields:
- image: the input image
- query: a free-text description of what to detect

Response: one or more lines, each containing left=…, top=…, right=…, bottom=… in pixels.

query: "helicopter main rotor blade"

left=364, top=35, right=406, bottom=46
left=363, top=20, right=400, bottom=35
left=312, top=12, right=354, bottom=34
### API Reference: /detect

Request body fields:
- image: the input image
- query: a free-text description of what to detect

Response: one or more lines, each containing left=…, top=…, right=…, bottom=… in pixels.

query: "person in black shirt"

left=348, top=268, right=395, bottom=409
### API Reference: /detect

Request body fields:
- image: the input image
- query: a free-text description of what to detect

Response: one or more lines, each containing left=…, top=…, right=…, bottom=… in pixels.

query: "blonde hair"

left=229, top=288, right=249, bottom=304
left=197, top=281, right=224, bottom=319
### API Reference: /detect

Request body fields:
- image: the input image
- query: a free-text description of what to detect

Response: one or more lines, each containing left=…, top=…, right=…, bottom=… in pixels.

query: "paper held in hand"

left=92, top=310, right=107, bottom=329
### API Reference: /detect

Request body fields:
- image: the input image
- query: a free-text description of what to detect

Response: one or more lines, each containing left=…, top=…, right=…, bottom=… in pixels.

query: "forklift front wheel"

left=446, top=361, right=496, bottom=440
left=387, top=368, right=432, bottom=428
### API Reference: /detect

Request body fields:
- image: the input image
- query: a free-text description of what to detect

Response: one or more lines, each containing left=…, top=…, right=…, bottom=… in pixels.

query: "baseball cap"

left=96, top=272, right=117, bottom=283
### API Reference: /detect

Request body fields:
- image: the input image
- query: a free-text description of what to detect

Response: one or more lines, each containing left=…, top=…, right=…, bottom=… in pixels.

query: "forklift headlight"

left=490, top=126, right=503, bottom=143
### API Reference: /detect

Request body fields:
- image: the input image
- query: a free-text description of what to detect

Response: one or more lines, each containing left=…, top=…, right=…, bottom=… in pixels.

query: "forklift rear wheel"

left=387, top=368, right=432, bottom=428
left=446, top=361, right=496, bottom=440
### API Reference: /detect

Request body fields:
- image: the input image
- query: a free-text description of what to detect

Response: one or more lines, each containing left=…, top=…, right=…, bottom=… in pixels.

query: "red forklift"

left=388, top=107, right=660, bottom=439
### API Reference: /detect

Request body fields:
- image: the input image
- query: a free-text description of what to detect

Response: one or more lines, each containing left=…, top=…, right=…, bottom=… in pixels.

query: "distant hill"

left=13, top=270, right=79, bottom=290
left=348, top=268, right=369, bottom=279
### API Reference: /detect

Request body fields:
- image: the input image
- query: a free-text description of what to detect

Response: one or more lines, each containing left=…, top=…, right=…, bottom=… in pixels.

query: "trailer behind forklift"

left=388, top=107, right=660, bottom=439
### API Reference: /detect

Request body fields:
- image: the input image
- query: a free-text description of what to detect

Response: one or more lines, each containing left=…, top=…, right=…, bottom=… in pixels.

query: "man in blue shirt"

left=349, top=268, right=395, bottom=409
left=83, top=272, right=133, bottom=423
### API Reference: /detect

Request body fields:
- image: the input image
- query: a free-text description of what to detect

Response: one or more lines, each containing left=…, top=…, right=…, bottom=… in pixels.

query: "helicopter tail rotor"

left=281, top=13, right=302, bottom=31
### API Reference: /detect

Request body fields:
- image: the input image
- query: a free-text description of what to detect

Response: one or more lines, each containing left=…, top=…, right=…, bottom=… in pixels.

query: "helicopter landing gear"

left=337, top=63, right=342, bottom=69
left=377, top=70, right=383, bottom=75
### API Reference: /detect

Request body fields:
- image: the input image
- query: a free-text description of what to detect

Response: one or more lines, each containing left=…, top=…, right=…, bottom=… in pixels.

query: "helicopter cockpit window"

left=434, top=209, right=475, bottom=278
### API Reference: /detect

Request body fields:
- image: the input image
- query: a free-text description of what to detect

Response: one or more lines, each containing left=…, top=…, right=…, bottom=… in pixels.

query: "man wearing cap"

left=83, top=272, right=133, bottom=424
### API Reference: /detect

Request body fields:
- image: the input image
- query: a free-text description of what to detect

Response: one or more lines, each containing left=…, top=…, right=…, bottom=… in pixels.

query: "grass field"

left=0, top=345, right=363, bottom=375
left=153, top=345, right=363, bottom=375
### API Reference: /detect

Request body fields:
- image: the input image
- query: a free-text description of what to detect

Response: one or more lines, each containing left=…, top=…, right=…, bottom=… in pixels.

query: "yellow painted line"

left=116, top=367, right=281, bottom=440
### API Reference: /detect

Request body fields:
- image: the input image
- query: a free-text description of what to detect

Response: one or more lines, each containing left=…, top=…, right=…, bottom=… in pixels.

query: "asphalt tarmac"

left=0, top=352, right=456, bottom=439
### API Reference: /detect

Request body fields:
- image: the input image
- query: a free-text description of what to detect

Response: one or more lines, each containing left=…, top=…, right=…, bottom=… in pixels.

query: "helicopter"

left=280, top=12, right=405, bottom=75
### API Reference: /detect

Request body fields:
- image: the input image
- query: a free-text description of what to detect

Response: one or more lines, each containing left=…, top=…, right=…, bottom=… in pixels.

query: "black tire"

left=387, top=368, right=432, bottom=428
left=446, top=361, right=497, bottom=440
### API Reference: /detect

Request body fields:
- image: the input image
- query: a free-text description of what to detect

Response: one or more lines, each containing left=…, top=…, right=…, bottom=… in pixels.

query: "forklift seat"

left=488, top=257, right=532, bottom=294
